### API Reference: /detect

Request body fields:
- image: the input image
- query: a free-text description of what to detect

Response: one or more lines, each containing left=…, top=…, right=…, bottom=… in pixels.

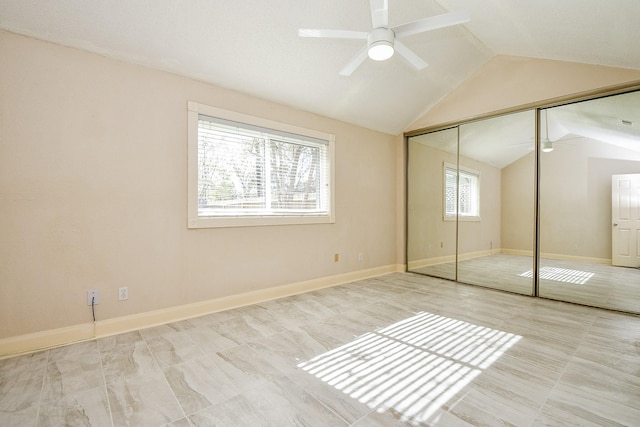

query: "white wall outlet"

left=87, top=290, right=100, bottom=306
left=118, top=287, right=128, bottom=301
left=358, top=252, right=364, bottom=262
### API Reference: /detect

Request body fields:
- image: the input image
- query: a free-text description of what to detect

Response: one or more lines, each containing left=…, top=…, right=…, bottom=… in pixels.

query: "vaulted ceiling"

left=1, top=0, right=639, bottom=135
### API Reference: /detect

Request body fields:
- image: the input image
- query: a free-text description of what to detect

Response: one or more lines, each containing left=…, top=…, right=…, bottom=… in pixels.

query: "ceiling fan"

left=298, top=0, right=470, bottom=76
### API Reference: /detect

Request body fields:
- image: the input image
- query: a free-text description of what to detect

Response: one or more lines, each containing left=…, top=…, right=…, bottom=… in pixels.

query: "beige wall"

left=408, top=55, right=640, bottom=132
left=407, top=142, right=457, bottom=263
left=498, top=139, right=640, bottom=260
left=458, top=159, right=501, bottom=256
left=0, top=30, right=400, bottom=341
left=539, top=139, right=640, bottom=260
left=501, top=152, right=535, bottom=253
left=395, top=134, right=407, bottom=265
left=407, top=142, right=501, bottom=264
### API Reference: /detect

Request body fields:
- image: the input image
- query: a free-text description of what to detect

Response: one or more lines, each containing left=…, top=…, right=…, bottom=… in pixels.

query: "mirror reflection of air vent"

left=621, top=119, right=632, bottom=126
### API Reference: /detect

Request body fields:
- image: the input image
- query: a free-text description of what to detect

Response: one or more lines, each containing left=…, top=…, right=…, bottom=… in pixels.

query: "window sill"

left=443, top=215, right=481, bottom=222
left=188, top=214, right=335, bottom=229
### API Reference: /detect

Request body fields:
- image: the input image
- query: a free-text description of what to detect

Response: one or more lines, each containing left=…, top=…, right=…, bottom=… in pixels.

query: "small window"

left=188, top=102, right=335, bottom=228
left=444, top=163, right=480, bottom=221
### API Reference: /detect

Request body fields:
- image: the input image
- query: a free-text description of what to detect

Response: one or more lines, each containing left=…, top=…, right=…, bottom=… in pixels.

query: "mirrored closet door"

left=457, top=111, right=536, bottom=294
left=408, top=87, right=640, bottom=315
left=407, top=127, right=458, bottom=281
left=407, top=111, right=536, bottom=295
left=538, top=90, right=640, bottom=313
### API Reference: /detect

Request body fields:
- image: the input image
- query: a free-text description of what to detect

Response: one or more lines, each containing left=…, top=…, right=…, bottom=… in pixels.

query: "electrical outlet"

left=358, top=252, right=364, bottom=262
left=118, top=287, right=128, bottom=301
left=87, top=290, right=100, bottom=306
left=334, top=253, right=339, bottom=262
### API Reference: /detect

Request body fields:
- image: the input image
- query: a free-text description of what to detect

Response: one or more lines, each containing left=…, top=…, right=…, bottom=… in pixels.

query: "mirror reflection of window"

left=460, top=169, right=480, bottom=218
left=456, top=110, right=535, bottom=295
left=444, top=163, right=480, bottom=220
left=407, top=127, right=458, bottom=281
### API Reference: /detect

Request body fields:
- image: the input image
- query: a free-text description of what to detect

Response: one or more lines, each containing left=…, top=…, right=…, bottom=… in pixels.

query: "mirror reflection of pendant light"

left=541, top=109, right=554, bottom=152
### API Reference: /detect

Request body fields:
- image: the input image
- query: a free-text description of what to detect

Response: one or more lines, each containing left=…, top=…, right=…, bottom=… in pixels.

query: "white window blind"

left=444, top=164, right=480, bottom=220
left=188, top=102, right=335, bottom=228
left=197, top=114, right=331, bottom=218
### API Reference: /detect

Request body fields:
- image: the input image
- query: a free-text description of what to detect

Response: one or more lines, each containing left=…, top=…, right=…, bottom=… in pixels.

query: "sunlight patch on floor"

left=520, top=266, right=595, bottom=285
left=297, top=312, right=521, bottom=425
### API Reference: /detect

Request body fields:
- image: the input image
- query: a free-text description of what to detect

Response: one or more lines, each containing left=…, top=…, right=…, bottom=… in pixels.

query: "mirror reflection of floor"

left=410, top=253, right=640, bottom=314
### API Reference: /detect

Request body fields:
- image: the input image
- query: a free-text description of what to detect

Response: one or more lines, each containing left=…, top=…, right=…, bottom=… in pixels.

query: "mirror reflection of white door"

left=612, top=174, right=640, bottom=267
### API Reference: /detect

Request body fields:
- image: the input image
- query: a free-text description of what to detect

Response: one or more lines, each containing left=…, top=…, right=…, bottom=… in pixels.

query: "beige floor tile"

left=107, top=370, right=185, bottom=425
left=2, top=272, right=640, bottom=426
left=37, top=385, right=112, bottom=427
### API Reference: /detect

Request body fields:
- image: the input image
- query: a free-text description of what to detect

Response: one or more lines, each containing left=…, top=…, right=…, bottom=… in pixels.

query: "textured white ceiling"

left=1, top=0, right=639, bottom=135
left=411, top=90, right=640, bottom=169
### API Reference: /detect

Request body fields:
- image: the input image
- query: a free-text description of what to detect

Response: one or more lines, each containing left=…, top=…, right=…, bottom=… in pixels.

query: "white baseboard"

left=458, top=249, right=495, bottom=261
left=0, top=324, right=96, bottom=359
left=408, top=249, right=612, bottom=271
left=500, top=248, right=533, bottom=257
left=408, top=254, right=456, bottom=269
left=539, top=252, right=611, bottom=265
left=501, top=249, right=612, bottom=265
left=408, top=249, right=496, bottom=269
left=0, top=264, right=404, bottom=358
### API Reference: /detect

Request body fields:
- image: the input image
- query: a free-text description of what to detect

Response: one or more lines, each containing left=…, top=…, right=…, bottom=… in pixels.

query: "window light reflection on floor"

left=520, top=266, right=595, bottom=285
left=297, top=312, right=521, bottom=425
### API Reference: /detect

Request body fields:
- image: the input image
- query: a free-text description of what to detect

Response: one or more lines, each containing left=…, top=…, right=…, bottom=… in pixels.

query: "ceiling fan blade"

left=339, top=45, right=369, bottom=76
left=298, top=29, right=368, bottom=39
left=394, top=40, right=429, bottom=70
left=370, top=0, right=388, bottom=28
left=393, top=10, right=470, bottom=38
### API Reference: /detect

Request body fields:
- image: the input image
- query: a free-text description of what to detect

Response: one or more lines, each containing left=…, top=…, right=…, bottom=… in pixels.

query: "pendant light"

left=541, top=110, right=553, bottom=152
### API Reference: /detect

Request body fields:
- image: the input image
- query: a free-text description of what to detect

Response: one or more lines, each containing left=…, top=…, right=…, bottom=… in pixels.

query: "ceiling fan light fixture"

left=299, top=7, right=469, bottom=75
left=368, top=42, right=394, bottom=60
left=367, top=27, right=395, bottom=61
left=541, top=139, right=554, bottom=152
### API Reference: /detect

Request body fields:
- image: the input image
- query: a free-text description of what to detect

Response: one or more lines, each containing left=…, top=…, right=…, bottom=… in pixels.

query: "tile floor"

left=413, top=254, right=640, bottom=314
left=1, top=272, right=639, bottom=426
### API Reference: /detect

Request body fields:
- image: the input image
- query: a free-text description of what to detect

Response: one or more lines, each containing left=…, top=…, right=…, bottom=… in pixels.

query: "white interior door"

left=612, top=174, right=640, bottom=267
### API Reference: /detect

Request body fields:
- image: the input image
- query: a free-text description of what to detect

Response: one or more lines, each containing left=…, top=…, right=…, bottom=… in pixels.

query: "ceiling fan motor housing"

left=367, top=27, right=395, bottom=60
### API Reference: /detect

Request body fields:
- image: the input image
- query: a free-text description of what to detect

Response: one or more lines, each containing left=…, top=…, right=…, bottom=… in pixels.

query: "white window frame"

left=443, top=162, right=480, bottom=222
left=188, top=101, right=335, bottom=228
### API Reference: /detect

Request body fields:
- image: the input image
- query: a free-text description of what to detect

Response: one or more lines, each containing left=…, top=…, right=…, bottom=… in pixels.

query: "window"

left=444, top=163, right=480, bottom=221
left=188, top=102, right=335, bottom=228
